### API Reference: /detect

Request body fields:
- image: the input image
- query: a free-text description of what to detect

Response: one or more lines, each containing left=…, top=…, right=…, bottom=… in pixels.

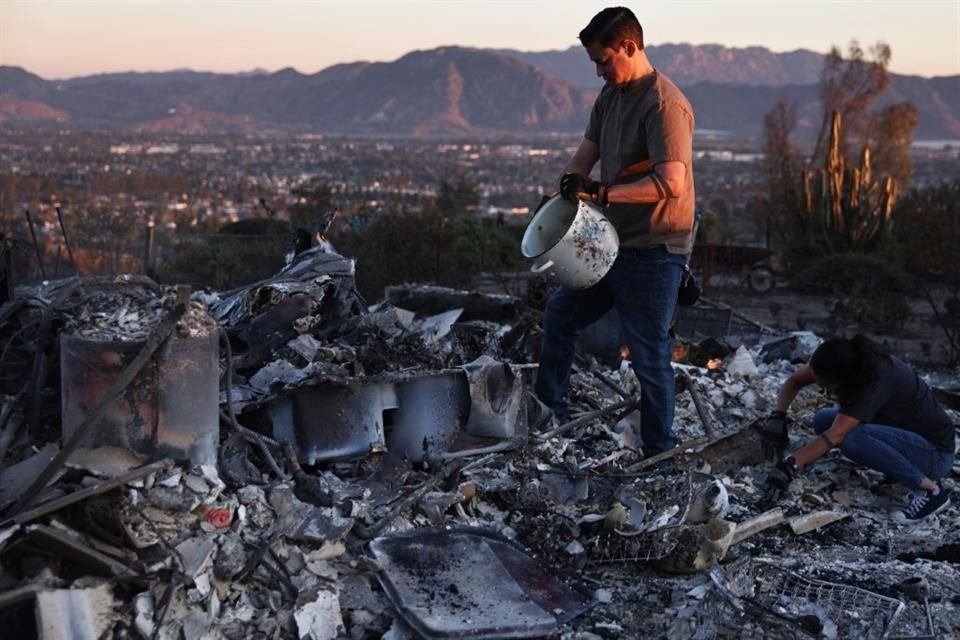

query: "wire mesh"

left=887, top=598, right=935, bottom=639
left=587, top=471, right=694, bottom=563
left=701, top=559, right=906, bottom=640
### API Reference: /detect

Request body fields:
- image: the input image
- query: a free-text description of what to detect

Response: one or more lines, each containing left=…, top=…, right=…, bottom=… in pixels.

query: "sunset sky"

left=1, top=0, right=958, bottom=80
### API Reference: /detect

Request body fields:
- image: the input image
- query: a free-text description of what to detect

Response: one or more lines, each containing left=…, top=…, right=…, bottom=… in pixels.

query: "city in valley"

left=2, top=128, right=957, bottom=287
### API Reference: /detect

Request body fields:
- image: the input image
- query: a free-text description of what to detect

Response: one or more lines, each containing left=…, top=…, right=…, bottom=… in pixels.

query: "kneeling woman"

left=767, top=334, right=956, bottom=521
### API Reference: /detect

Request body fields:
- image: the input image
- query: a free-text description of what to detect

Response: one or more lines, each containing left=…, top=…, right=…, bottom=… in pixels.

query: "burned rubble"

left=0, top=246, right=958, bottom=639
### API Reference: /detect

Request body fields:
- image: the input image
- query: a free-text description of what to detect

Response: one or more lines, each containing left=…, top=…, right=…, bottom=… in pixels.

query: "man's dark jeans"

left=812, top=408, right=955, bottom=489
left=535, top=245, right=685, bottom=455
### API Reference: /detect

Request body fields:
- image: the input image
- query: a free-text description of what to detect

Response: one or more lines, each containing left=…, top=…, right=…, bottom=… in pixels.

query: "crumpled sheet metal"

left=460, top=355, right=529, bottom=440
left=210, top=247, right=358, bottom=329
left=369, top=527, right=592, bottom=639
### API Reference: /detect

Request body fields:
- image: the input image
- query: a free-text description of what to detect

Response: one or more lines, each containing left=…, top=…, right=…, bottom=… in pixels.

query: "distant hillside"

left=0, top=44, right=957, bottom=140
left=0, top=94, right=68, bottom=124
left=490, top=43, right=827, bottom=89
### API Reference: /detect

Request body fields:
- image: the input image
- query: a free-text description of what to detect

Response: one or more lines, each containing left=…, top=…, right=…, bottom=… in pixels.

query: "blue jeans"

left=535, top=246, right=685, bottom=455
left=812, top=408, right=955, bottom=489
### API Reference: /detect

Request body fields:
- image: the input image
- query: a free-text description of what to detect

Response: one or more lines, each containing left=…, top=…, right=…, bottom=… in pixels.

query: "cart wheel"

left=747, top=266, right=775, bottom=293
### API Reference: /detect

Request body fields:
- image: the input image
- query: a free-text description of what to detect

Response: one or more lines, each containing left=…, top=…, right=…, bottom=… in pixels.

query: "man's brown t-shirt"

left=585, top=70, right=696, bottom=254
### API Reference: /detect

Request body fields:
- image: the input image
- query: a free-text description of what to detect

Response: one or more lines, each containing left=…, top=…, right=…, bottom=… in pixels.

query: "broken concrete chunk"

left=67, top=446, right=148, bottom=478
left=175, top=535, right=217, bottom=581
left=789, top=510, right=850, bottom=535
left=36, top=584, right=116, bottom=640
left=732, top=508, right=784, bottom=544
left=725, top=345, right=759, bottom=377
left=181, top=612, right=212, bottom=640
left=134, top=592, right=155, bottom=639
left=295, top=588, right=344, bottom=640
left=184, top=473, right=210, bottom=495
left=214, top=534, right=248, bottom=581
left=288, top=334, right=323, bottom=362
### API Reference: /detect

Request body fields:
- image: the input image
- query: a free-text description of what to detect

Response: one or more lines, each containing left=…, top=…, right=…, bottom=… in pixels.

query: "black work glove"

left=766, top=456, right=798, bottom=493
left=560, top=173, right=608, bottom=206
left=760, top=410, right=790, bottom=456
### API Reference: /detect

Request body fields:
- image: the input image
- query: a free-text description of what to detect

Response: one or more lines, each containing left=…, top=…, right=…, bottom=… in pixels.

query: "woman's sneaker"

left=898, top=489, right=951, bottom=522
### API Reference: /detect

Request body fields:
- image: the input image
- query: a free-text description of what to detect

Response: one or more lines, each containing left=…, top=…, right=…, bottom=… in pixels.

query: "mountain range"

left=1, top=44, right=957, bottom=140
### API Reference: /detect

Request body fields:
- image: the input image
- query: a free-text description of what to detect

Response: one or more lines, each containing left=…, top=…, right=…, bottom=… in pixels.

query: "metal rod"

left=23, top=209, right=46, bottom=279
left=55, top=206, right=77, bottom=272
left=678, top=370, right=716, bottom=439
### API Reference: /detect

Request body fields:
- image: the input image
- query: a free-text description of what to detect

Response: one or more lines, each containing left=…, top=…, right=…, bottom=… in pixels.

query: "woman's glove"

left=760, top=410, right=790, bottom=455
left=766, top=456, right=798, bottom=493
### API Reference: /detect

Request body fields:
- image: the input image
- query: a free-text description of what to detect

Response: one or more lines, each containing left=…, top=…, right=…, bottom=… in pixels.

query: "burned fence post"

left=144, top=219, right=156, bottom=279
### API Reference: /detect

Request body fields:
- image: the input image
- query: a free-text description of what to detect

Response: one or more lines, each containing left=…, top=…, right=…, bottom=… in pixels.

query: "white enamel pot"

left=521, top=195, right=619, bottom=289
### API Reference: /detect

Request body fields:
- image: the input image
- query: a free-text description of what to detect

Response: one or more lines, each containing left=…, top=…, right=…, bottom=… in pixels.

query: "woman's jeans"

left=812, top=408, right=955, bottom=489
left=535, top=246, right=685, bottom=456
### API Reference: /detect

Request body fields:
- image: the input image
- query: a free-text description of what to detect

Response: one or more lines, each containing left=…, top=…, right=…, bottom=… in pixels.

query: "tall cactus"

left=801, top=110, right=896, bottom=254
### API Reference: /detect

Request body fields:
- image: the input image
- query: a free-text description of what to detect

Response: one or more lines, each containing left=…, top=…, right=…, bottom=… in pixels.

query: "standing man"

left=535, top=7, right=696, bottom=457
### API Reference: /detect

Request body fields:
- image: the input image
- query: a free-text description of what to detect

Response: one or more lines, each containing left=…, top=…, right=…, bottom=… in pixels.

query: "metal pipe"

left=23, top=209, right=46, bottom=279
left=55, top=206, right=77, bottom=272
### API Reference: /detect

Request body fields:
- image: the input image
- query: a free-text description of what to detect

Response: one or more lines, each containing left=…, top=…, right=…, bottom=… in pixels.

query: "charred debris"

left=0, top=245, right=958, bottom=640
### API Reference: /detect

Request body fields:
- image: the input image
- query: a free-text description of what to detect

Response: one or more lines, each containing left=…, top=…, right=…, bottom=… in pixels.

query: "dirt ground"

left=703, top=276, right=957, bottom=373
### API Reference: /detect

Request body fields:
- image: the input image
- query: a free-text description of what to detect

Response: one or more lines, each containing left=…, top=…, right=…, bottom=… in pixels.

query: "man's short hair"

left=579, top=7, right=644, bottom=50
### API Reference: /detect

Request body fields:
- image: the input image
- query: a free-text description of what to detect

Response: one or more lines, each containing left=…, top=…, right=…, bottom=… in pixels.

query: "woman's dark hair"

left=809, top=334, right=889, bottom=404
left=579, top=7, right=644, bottom=50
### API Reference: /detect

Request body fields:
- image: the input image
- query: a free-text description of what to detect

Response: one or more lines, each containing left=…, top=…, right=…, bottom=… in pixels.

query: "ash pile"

left=0, top=247, right=958, bottom=640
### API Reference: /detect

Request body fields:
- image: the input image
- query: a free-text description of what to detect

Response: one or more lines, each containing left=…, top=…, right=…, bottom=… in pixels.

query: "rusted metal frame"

left=1, top=459, right=172, bottom=528
left=0, top=390, right=26, bottom=462
left=24, top=297, right=57, bottom=441
left=536, top=397, right=640, bottom=440
left=282, top=441, right=332, bottom=506
left=8, top=289, right=189, bottom=516
left=353, top=460, right=469, bottom=540
left=624, top=435, right=712, bottom=473
left=217, top=327, right=288, bottom=480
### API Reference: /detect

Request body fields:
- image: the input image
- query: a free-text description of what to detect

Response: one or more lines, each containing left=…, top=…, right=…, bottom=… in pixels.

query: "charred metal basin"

left=267, top=382, right=397, bottom=464
left=263, top=361, right=531, bottom=465
left=387, top=370, right=471, bottom=464
left=370, top=527, right=592, bottom=639
left=60, top=331, right=219, bottom=466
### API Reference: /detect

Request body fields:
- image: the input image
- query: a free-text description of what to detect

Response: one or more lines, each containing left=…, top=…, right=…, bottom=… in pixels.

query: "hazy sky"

left=2, top=0, right=958, bottom=79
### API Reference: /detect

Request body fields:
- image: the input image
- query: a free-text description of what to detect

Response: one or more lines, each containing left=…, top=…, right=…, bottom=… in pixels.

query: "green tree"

left=890, top=181, right=960, bottom=364
left=288, top=180, right=334, bottom=230
left=437, top=178, right=480, bottom=216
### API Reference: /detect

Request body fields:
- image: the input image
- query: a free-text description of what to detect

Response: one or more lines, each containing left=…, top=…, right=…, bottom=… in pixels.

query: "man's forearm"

left=607, top=175, right=669, bottom=204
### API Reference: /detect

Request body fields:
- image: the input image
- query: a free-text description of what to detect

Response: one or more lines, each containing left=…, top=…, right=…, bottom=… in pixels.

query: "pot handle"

left=530, top=260, right=554, bottom=274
